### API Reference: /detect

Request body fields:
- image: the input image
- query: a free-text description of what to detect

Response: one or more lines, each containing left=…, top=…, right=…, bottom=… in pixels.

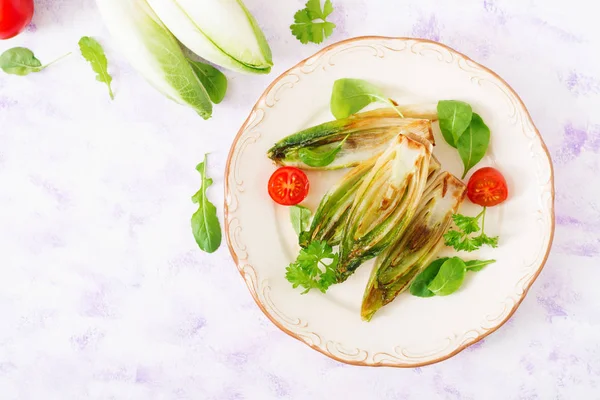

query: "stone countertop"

left=0, top=0, right=598, bottom=398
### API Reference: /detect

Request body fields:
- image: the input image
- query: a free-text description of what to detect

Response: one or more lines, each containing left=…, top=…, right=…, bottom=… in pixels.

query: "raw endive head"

left=96, top=0, right=213, bottom=118
left=146, top=0, right=273, bottom=74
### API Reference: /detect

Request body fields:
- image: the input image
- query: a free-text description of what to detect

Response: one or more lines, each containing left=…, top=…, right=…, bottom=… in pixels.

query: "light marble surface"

left=0, top=0, right=598, bottom=399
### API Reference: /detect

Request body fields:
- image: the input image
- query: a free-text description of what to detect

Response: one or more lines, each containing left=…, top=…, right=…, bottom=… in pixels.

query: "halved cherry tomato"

left=467, top=167, right=508, bottom=207
left=268, top=166, right=310, bottom=206
left=0, top=0, right=34, bottom=40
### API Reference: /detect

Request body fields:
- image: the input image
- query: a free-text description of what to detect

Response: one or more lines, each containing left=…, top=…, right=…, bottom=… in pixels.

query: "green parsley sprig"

left=290, top=0, right=336, bottom=45
left=443, top=207, right=499, bottom=252
left=285, top=240, right=338, bottom=294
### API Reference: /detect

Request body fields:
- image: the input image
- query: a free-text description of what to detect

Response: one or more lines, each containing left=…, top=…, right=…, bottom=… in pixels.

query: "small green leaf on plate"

left=427, top=257, right=466, bottom=296
left=457, top=113, right=491, bottom=178
left=437, top=100, right=473, bottom=147
left=298, top=134, right=349, bottom=167
left=410, top=258, right=449, bottom=297
left=465, top=259, right=496, bottom=272
left=290, top=205, right=312, bottom=236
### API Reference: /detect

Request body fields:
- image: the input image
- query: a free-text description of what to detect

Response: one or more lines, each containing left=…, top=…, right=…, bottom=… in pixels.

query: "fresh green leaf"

left=437, top=100, right=473, bottom=147
left=0, top=47, right=70, bottom=76
left=473, top=233, right=499, bottom=248
left=465, top=259, right=496, bottom=272
left=290, top=205, right=312, bottom=236
left=78, top=36, right=115, bottom=100
left=445, top=208, right=499, bottom=252
left=290, top=0, right=336, bottom=45
left=457, top=113, right=491, bottom=178
left=285, top=240, right=339, bottom=294
left=427, top=257, right=466, bottom=296
left=188, top=60, right=228, bottom=104
left=191, top=154, right=222, bottom=253
left=410, top=258, right=449, bottom=297
left=330, top=78, right=404, bottom=120
left=298, top=134, right=349, bottom=167
left=451, top=213, right=480, bottom=234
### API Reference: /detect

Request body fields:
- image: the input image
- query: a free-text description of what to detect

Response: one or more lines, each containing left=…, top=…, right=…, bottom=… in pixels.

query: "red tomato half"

left=467, top=167, right=508, bottom=207
left=0, top=0, right=34, bottom=40
left=268, top=167, right=310, bottom=206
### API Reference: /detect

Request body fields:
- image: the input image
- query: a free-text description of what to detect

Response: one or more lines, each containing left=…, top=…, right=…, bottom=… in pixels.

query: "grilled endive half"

left=267, top=109, right=435, bottom=170
left=300, top=153, right=441, bottom=248
left=361, top=172, right=467, bottom=321
left=336, top=134, right=432, bottom=282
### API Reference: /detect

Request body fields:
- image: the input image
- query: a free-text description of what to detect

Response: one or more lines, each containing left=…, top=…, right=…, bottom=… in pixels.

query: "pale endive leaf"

left=146, top=0, right=273, bottom=74
left=96, top=0, right=213, bottom=118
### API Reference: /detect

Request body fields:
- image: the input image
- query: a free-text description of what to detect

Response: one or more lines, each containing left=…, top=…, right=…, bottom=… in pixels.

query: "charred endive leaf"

left=300, top=152, right=442, bottom=249
left=361, top=173, right=467, bottom=321
left=336, top=134, right=432, bottom=282
left=267, top=108, right=435, bottom=170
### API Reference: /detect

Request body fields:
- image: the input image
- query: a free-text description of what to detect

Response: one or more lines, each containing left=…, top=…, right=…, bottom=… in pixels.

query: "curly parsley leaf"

left=286, top=240, right=338, bottom=294
left=290, top=0, right=336, bottom=45
left=444, top=207, right=499, bottom=252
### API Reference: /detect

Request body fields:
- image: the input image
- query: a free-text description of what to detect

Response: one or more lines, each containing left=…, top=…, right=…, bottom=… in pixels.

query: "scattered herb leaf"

left=0, top=47, right=70, bottom=76
left=465, top=259, right=496, bottom=272
left=437, top=100, right=473, bottom=147
left=188, top=60, right=228, bottom=104
left=298, top=134, right=349, bottom=167
left=290, top=205, right=312, bottom=236
left=457, top=113, right=491, bottom=178
left=78, top=36, right=114, bottom=100
left=444, top=207, right=499, bottom=252
left=290, top=0, right=336, bottom=45
left=410, top=258, right=449, bottom=297
left=286, top=240, right=338, bottom=294
left=330, top=78, right=404, bottom=120
left=191, top=154, right=222, bottom=253
left=427, top=257, right=466, bottom=296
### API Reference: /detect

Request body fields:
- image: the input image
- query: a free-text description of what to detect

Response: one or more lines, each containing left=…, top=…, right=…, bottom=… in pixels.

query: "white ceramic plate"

left=225, top=37, right=554, bottom=367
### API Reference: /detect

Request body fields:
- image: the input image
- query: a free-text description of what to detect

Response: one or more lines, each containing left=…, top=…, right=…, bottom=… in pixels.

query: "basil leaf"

left=437, top=100, right=473, bottom=147
left=0, top=47, right=43, bottom=76
left=465, top=259, right=496, bottom=272
left=191, top=154, right=222, bottom=253
left=298, top=134, right=349, bottom=167
left=331, top=78, right=396, bottom=119
left=457, top=113, right=491, bottom=178
left=188, top=60, right=228, bottom=104
left=410, top=258, right=449, bottom=297
left=290, top=205, right=312, bottom=236
left=427, top=257, right=466, bottom=296
left=79, top=36, right=115, bottom=100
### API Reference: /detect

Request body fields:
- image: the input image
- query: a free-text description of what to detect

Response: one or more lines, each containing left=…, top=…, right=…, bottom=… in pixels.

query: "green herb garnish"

left=330, top=78, right=404, bottom=120
left=79, top=36, right=114, bottom=99
left=290, top=0, right=336, bottom=45
left=286, top=240, right=338, bottom=294
left=0, top=47, right=70, bottom=76
left=443, top=207, right=499, bottom=252
left=290, top=205, right=312, bottom=236
left=191, top=154, right=222, bottom=253
left=188, top=60, right=228, bottom=104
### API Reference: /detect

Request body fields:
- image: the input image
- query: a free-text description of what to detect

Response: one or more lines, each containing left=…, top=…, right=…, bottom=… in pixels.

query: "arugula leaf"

left=427, top=257, right=466, bottom=296
left=465, top=259, right=496, bottom=272
left=286, top=240, right=338, bottom=294
left=410, top=258, right=449, bottom=297
left=188, top=60, right=228, bottom=104
left=457, top=113, right=491, bottom=179
left=0, top=47, right=70, bottom=76
left=444, top=207, right=499, bottom=252
left=290, top=0, right=336, bottom=45
left=290, top=205, right=312, bottom=236
left=330, top=78, right=404, bottom=120
left=78, top=36, right=114, bottom=100
left=298, top=134, right=349, bottom=167
left=191, top=154, right=222, bottom=253
left=437, top=100, right=473, bottom=147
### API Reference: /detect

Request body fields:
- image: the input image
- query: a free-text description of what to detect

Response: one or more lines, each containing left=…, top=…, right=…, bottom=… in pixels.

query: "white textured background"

left=0, top=0, right=598, bottom=399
